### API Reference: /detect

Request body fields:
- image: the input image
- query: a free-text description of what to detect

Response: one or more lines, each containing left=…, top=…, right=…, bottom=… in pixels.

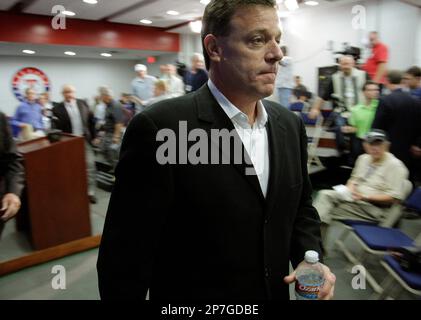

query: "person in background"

left=162, top=64, right=185, bottom=98
left=131, top=64, right=157, bottom=113
left=372, top=70, right=421, bottom=185
left=38, top=92, right=54, bottom=130
left=362, top=31, right=388, bottom=92
left=12, top=88, right=44, bottom=140
left=275, top=46, right=294, bottom=108
left=0, top=111, right=24, bottom=239
left=119, top=93, right=136, bottom=126
left=183, top=53, right=209, bottom=93
left=52, top=85, right=98, bottom=204
left=402, top=66, right=421, bottom=100
left=146, top=80, right=172, bottom=106
left=93, top=95, right=106, bottom=132
left=95, top=87, right=124, bottom=171
left=309, top=55, right=367, bottom=153
left=342, top=81, right=380, bottom=164
left=313, top=130, right=409, bottom=243
left=292, top=75, right=308, bottom=100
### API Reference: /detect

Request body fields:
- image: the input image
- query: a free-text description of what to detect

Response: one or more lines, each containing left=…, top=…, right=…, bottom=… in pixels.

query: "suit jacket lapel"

left=262, top=101, right=286, bottom=215
left=195, top=85, right=265, bottom=203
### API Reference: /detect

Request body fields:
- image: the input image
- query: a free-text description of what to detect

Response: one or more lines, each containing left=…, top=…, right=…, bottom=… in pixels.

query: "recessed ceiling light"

left=200, top=0, right=211, bottom=4
left=166, top=10, right=180, bottom=16
left=64, top=51, right=76, bottom=56
left=305, top=1, right=319, bottom=6
left=22, top=49, right=35, bottom=54
left=101, top=53, right=112, bottom=57
left=62, top=10, right=76, bottom=16
left=140, top=19, right=152, bottom=24
left=83, top=0, right=98, bottom=4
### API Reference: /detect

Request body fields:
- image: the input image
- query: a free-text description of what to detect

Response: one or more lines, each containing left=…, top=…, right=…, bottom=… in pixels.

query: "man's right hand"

left=308, top=108, right=320, bottom=120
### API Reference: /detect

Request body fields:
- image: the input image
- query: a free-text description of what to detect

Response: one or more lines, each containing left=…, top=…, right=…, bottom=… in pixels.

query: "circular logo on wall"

left=11, top=67, right=50, bottom=101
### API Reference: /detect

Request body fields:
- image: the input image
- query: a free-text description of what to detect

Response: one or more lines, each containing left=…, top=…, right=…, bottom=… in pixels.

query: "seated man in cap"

left=131, top=64, right=157, bottom=113
left=313, top=130, right=410, bottom=242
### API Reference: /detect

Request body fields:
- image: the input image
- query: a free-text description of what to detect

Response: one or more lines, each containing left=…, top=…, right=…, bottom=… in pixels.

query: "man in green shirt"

left=342, top=81, right=380, bottom=164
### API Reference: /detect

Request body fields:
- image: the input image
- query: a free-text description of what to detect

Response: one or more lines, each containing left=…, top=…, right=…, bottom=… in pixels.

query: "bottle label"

left=295, top=275, right=324, bottom=300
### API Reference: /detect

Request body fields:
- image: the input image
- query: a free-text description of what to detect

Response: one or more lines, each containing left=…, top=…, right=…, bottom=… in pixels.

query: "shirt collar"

left=207, top=79, right=268, bottom=129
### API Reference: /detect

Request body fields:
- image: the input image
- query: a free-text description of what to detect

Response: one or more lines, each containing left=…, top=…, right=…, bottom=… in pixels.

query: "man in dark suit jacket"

left=0, top=112, right=24, bottom=238
left=97, top=0, right=335, bottom=300
left=372, top=70, right=421, bottom=182
left=52, top=84, right=97, bottom=203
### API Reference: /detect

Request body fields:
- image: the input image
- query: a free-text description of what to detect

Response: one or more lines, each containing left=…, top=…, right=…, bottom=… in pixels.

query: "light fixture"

left=200, top=0, right=211, bottom=4
left=166, top=10, right=180, bottom=16
left=100, top=53, right=112, bottom=57
left=62, top=10, right=76, bottom=16
left=284, top=0, right=299, bottom=11
left=140, top=19, right=152, bottom=24
left=64, top=51, right=76, bottom=56
left=305, top=1, right=319, bottom=6
left=189, top=20, right=202, bottom=33
left=22, top=49, right=36, bottom=54
left=83, top=0, right=98, bottom=4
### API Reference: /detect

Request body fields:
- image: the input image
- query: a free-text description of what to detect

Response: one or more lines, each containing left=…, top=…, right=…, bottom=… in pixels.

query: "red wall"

left=0, top=12, right=180, bottom=52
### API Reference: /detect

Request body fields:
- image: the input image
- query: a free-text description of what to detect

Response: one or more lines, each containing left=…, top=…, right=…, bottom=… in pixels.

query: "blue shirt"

left=410, top=88, right=421, bottom=100
left=131, top=75, right=157, bottom=102
left=13, top=101, right=44, bottom=131
left=184, top=68, right=208, bottom=93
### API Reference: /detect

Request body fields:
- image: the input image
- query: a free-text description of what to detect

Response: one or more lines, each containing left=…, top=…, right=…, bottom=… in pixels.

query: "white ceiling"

left=0, top=42, right=173, bottom=60
left=1, top=0, right=420, bottom=32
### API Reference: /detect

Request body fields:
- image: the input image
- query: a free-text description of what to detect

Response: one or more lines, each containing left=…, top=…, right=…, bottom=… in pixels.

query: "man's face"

left=192, top=57, right=204, bottom=70
left=137, top=70, right=146, bottom=78
left=26, top=89, right=36, bottom=102
left=402, top=73, right=420, bottom=90
left=214, top=5, right=283, bottom=99
left=369, top=33, right=378, bottom=47
left=62, top=87, right=76, bottom=101
left=364, top=84, right=379, bottom=100
left=340, top=57, right=354, bottom=74
left=364, top=141, right=387, bottom=161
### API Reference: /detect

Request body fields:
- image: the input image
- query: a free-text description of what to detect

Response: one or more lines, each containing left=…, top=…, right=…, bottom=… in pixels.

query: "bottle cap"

left=304, top=250, right=319, bottom=264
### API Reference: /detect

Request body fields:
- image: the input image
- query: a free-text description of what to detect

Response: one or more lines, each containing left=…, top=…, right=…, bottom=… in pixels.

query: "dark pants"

left=328, top=112, right=347, bottom=152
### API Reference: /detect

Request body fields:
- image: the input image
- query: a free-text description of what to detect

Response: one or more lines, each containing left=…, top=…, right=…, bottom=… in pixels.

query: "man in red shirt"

left=363, top=32, right=388, bottom=88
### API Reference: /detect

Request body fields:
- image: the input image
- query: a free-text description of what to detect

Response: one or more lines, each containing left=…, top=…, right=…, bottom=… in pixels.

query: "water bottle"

left=294, top=250, right=325, bottom=300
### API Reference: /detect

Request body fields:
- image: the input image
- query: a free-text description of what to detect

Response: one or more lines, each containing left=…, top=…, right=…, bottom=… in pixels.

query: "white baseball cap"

left=134, top=64, right=147, bottom=72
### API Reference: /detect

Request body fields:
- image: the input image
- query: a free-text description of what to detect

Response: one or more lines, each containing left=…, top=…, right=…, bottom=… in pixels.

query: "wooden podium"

left=16, top=134, right=91, bottom=250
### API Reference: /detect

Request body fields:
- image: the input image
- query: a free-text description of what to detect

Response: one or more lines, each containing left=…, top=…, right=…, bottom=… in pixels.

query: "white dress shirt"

left=64, top=99, right=84, bottom=136
left=208, top=79, right=270, bottom=197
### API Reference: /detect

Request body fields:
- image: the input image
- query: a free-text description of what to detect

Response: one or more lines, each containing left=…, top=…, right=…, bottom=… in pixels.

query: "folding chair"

left=289, top=101, right=305, bottom=113
left=377, top=233, right=421, bottom=300
left=301, top=112, right=325, bottom=174
left=332, top=180, right=414, bottom=293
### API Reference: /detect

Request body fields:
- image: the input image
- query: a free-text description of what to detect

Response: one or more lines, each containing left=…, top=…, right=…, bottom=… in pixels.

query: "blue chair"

left=332, top=180, right=414, bottom=293
left=289, top=102, right=305, bottom=113
left=404, top=187, right=421, bottom=214
left=378, top=252, right=421, bottom=299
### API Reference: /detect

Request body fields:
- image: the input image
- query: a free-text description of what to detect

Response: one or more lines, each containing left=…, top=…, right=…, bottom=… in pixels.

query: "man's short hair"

left=99, top=86, right=113, bottom=97
left=362, top=80, right=378, bottom=91
left=406, top=66, right=421, bottom=78
left=201, top=0, right=276, bottom=70
left=25, top=88, right=35, bottom=95
left=387, top=70, right=403, bottom=85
